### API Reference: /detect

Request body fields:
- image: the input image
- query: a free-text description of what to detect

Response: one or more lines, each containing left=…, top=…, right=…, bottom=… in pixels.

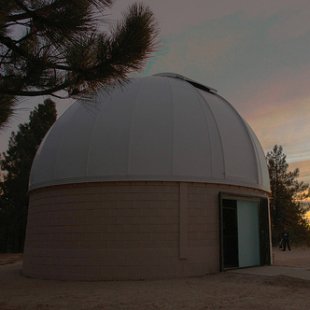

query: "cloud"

left=249, top=106, right=310, bottom=162
left=268, top=10, right=310, bottom=40
left=117, top=1, right=310, bottom=96
left=143, top=25, right=242, bottom=80
left=110, top=0, right=310, bottom=36
left=243, top=69, right=310, bottom=123
left=135, top=7, right=310, bottom=172
left=241, top=66, right=310, bottom=167
left=289, top=160, right=310, bottom=184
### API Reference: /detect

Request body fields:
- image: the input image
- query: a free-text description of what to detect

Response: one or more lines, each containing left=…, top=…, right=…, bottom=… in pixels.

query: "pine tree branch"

left=0, top=0, right=158, bottom=129
left=0, top=35, right=71, bottom=71
left=2, top=82, right=71, bottom=96
left=0, top=35, right=29, bottom=59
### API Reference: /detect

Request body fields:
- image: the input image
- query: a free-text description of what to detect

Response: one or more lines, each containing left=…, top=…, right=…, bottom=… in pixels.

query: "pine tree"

left=266, top=145, right=310, bottom=245
left=0, top=99, right=57, bottom=252
left=0, top=1, right=157, bottom=128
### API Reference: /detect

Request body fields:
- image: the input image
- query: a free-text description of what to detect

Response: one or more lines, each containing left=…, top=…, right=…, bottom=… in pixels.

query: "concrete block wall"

left=23, top=181, right=268, bottom=280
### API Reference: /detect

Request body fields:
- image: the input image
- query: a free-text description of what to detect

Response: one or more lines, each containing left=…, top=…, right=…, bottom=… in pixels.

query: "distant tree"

left=0, top=0, right=157, bottom=128
left=266, top=145, right=310, bottom=245
left=0, top=99, right=57, bottom=252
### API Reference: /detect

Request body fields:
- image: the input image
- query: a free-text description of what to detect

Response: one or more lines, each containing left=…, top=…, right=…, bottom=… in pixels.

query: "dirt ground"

left=0, top=248, right=309, bottom=310
left=272, top=246, right=310, bottom=268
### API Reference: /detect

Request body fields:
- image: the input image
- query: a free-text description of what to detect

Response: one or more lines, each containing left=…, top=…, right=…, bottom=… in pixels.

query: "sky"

left=0, top=0, right=309, bottom=185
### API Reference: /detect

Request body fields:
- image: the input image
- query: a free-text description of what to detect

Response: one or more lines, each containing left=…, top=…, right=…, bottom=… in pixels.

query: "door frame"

left=219, top=192, right=271, bottom=271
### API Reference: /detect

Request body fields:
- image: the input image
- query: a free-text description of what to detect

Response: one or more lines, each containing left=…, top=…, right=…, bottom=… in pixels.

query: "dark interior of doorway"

left=222, top=199, right=239, bottom=268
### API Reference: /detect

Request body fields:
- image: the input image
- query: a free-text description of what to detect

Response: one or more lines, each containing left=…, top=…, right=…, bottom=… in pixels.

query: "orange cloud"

left=247, top=96, right=310, bottom=150
left=289, top=160, right=310, bottom=184
left=237, top=65, right=310, bottom=161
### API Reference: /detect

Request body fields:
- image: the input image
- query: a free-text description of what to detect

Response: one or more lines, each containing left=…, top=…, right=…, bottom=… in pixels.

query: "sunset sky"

left=1, top=0, right=309, bottom=184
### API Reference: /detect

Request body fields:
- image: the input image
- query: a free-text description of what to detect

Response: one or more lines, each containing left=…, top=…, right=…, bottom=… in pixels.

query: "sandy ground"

left=272, top=246, right=310, bottom=268
left=0, top=248, right=309, bottom=310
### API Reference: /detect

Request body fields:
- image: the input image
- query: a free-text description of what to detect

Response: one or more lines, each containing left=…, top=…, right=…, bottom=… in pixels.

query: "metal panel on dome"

left=128, top=77, right=173, bottom=176
left=171, top=78, right=212, bottom=178
left=87, top=83, right=137, bottom=177
left=199, top=91, right=259, bottom=185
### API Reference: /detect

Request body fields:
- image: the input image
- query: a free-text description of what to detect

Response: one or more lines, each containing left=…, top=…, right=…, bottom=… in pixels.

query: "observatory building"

left=23, top=73, right=271, bottom=280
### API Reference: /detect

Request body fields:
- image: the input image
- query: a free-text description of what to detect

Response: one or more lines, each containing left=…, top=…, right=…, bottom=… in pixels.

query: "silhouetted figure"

left=281, top=230, right=291, bottom=251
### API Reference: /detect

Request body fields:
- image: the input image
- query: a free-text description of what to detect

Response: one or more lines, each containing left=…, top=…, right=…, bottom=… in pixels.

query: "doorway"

left=222, top=199, right=238, bottom=268
left=220, top=195, right=269, bottom=270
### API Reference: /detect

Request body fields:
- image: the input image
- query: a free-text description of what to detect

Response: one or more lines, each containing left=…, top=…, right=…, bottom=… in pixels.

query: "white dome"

left=29, top=73, right=270, bottom=192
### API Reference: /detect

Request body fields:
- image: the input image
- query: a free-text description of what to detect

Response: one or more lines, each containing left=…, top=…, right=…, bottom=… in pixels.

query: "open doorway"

left=220, top=194, right=270, bottom=270
left=222, top=199, right=239, bottom=268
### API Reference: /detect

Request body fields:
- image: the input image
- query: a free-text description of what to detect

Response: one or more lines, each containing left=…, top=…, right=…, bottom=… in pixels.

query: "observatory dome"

left=29, top=73, right=270, bottom=192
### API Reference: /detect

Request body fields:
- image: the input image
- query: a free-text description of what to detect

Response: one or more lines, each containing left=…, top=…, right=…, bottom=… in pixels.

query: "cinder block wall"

left=23, top=181, right=267, bottom=280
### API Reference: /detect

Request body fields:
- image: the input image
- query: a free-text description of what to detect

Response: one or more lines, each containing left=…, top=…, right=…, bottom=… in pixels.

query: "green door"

left=237, top=200, right=260, bottom=267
